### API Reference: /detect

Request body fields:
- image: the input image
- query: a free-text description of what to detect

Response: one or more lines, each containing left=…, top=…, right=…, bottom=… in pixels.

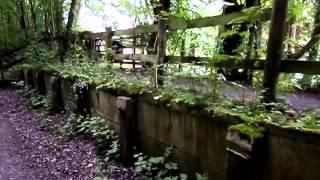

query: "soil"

left=0, top=87, right=133, bottom=180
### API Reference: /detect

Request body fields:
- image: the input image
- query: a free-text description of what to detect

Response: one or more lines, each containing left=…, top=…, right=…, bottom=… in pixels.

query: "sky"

left=78, top=0, right=139, bottom=32
left=78, top=0, right=224, bottom=32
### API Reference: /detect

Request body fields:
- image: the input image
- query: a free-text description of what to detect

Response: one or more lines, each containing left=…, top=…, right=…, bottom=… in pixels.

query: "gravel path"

left=0, top=87, right=99, bottom=180
left=222, top=84, right=320, bottom=112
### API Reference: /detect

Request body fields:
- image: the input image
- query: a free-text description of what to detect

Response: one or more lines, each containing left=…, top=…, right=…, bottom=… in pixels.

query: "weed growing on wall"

left=15, top=41, right=320, bottom=138
left=133, top=146, right=187, bottom=179
left=60, top=115, right=120, bottom=161
left=23, top=86, right=52, bottom=111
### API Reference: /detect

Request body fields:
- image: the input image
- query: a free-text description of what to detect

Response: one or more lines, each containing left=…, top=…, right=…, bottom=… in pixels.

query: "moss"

left=268, top=121, right=320, bottom=135
left=211, top=106, right=256, bottom=123
left=294, top=127, right=320, bottom=134
left=18, top=65, right=320, bottom=135
left=229, top=123, right=264, bottom=140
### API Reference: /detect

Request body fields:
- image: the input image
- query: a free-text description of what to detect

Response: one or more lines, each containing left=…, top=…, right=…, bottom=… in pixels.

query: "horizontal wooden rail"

left=166, top=56, right=320, bottom=75
left=113, top=25, right=158, bottom=36
left=168, top=7, right=271, bottom=31
left=110, top=7, right=271, bottom=36
left=114, top=54, right=157, bottom=64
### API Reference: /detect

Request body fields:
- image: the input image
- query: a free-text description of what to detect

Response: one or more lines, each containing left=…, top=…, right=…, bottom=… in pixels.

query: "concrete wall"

left=22, top=69, right=320, bottom=180
left=137, top=96, right=242, bottom=179
left=89, top=87, right=120, bottom=132
left=60, top=78, right=77, bottom=112
left=261, top=124, right=320, bottom=180
left=0, top=70, right=19, bottom=81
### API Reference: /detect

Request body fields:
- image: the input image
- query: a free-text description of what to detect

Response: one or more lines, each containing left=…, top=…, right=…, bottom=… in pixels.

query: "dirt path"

left=222, top=84, right=320, bottom=112
left=0, top=87, right=99, bottom=180
left=0, top=113, right=30, bottom=180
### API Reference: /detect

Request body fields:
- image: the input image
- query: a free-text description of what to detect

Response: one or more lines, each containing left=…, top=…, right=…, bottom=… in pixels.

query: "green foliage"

left=297, top=75, right=320, bottom=91
left=23, top=86, right=52, bottom=111
left=153, top=87, right=210, bottom=107
left=253, top=72, right=298, bottom=93
left=134, top=146, right=187, bottom=179
left=0, top=0, right=64, bottom=53
left=117, top=0, right=152, bottom=25
left=196, top=173, right=208, bottom=180
left=14, top=42, right=58, bottom=72
left=285, top=110, right=320, bottom=130
left=60, top=115, right=120, bottom=161
left=229, top=123, right=264, bottom=140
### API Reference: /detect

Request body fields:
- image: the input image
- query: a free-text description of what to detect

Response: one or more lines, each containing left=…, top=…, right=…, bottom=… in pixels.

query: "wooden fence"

left=84, top=6, right=320, bottom=78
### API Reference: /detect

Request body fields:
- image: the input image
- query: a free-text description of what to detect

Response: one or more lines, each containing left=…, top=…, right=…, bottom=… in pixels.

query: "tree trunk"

left=28, top=0, right=37, bottom=32
left=156, top=0, right=170, bottom=86
left=16, top=0, right=29, bottom=39
left=66, top=0, right=81, bottom=33
left=262, top=0, right=289, bottom=103
left=60, top=0, right=81, bottom=61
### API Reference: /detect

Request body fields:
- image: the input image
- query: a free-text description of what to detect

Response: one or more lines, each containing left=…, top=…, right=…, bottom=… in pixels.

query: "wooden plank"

left=114, top=54, right=157, bottom=64
left=110, top=7, right=271, bottom=36
left=168, top=7, right=271, bottom=31
left=113, top=25, right=157, bottom=36
left=166, top=56, right=320, bottom=75
left=166, top=56, right=208, bottom=63
left=157, top=18, right=168, bottom=86
left=279, top=60, right=320, bottom=74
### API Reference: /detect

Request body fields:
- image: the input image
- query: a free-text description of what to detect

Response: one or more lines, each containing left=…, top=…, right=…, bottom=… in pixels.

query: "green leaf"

left=164, top=162, right=178, bottom=170
left=148, top=157, right=164, bottom=164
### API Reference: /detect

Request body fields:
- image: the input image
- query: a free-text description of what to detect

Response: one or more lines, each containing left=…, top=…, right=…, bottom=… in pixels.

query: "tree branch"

left=290, top=25, right=320, bottom=59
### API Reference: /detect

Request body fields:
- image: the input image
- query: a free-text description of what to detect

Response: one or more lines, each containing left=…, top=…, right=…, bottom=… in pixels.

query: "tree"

left=60, top=0, right=82, bottom=61
left=262, top=0, right=289, bottom=102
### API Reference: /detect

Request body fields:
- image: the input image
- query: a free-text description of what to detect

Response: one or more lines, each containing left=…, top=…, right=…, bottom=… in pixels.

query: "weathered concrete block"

left=137, top=95, right=237, bottom=179
left=74, top=83, right=90, bottom=116
left=225, top=131, right=257, bottom=180
left=49, top=75, right=64, bottom=113
left=24, top=69, right=34, bottom=87
left=88, top=88, right=120, bottom=132
left=117, top=96, right=136, bottom=166
left=261, top=124, right=320, bottom=180
left=35, top=71, right=46, bottom=95
left=60, top=79, right=77, bottom=112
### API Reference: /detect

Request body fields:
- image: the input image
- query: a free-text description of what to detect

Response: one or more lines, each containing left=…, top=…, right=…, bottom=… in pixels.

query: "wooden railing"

left=84, top=6, right=320, bottom=76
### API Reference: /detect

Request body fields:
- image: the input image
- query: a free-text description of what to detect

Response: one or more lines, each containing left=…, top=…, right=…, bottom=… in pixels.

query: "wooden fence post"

left=117, top=96, right=137, bottom=166
left=156, top=18, right=167, bottom=86
left=156, top=0, right=171, bottom=87
left=89, top=33, right=95, bottom=59
left=263, top=0, right=289, bottom=102
left=105, top=27, right=113, bottom=62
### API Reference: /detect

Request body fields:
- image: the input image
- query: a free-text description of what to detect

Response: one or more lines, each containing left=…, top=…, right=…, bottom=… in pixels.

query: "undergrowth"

left=60, top=114, right=120, bottom=162
left=133, top=146, right=187, bottom=179
left=22, top=85, right=210, bottom=179
left=16, top=42, right=320, bottom=140
left=23, top=86, right=52, bottom=111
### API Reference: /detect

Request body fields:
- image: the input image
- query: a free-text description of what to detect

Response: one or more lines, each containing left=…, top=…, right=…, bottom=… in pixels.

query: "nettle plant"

left=134, top=146, right=187, bottom=180
left=60, top=115, right=120, bottom=161
left=23, top=86, right=52, bottom=110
